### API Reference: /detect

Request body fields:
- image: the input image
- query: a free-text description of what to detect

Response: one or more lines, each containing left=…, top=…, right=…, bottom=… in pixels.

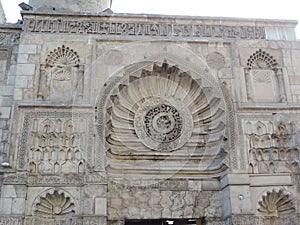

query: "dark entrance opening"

left=125, top=219, right=201, bottom=225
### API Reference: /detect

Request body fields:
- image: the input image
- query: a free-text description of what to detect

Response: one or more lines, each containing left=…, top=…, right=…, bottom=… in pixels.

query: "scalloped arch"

left=32, top=188, right=76, bottom=217
left=46, top=45, right=80, bottom=67
left=247, top=49, right=278, bottom=69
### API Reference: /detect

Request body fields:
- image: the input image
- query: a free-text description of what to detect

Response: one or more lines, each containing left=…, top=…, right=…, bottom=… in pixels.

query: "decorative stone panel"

left=32, top=188, right=75, bottom=217
left=108, top=181, right=222, bottom=221
left=257, top=188, right=296, bottom=217
left=101, top=60, right=232, bottom=178
left=244, top=49, right=286, bottom=103
left=245, top=120, right=299, bottom=174
left=16, top=109, right=94, bottom=172
left=38, top=45, right=84, bottom=103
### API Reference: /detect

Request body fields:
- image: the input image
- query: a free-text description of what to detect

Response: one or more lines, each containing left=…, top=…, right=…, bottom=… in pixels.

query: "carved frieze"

left=3, top=174, right=27, bottom=184
left=27, top=174, right=84, bottom=186
left=25, top=217, right=105, bottom=225
left=17, top=110, right=94, bottom=171
left=246, top=121, right=299, bottom=174
left=108, top=181, right=221, bottom=220
left=38, top=45, right=84, bottom=102
left=0, top=32, right=20, bottom=46
left=0, top=217, right=23, bottom=225
left=24, top=18, right=266, bottom=39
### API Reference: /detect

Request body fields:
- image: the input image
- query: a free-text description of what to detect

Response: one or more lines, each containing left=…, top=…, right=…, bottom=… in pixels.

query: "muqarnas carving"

left=38, top=45, right=84, bottom=102
left=28, top=118, right=85, bottom=173
left=33, top=189, right=75, bottom=217
left=246, top=121, right=299, bottom=174
left=257, top=188, right=295, bottom=217
left=244, top=49, right=286, bottom=103
left=105, top=60, right=228, bottom=173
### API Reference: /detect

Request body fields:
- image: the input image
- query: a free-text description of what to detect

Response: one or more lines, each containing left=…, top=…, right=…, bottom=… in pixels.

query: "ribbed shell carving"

left=106, top=60, right=226, bottom=154
left=33, top=189, right=75, bottom=217
left=46, top=45, right=80, bottom=67
left=258, top=189, right=295, bottom=217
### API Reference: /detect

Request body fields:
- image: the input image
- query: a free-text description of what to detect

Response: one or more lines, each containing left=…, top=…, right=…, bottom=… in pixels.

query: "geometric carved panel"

left=17, top=110, right=94, bottom=172
left=246, top=120, right=299, bottom=174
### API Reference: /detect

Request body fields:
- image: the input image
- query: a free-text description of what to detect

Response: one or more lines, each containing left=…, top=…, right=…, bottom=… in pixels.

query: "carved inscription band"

left=25, top=19, right=266, bottom=39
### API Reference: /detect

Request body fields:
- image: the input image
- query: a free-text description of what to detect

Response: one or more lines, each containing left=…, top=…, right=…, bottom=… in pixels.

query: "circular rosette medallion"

left=134, top=97, right=193, bottom=151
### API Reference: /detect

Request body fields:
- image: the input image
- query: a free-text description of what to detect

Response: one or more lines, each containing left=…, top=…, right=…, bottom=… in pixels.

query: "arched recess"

left=244, top=49, right=286, bottom=103
left=96, top=58, right=237, bottom=179
left=38, top=45, right=85, bottom=103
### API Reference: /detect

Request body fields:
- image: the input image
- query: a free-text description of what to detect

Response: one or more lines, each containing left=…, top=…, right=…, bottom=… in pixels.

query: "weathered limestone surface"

left=0, top=1, right=300, bottom=224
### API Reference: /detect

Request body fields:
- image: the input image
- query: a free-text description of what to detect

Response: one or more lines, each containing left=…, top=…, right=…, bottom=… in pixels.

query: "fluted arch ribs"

left=100, top=60, right=234, bottom=176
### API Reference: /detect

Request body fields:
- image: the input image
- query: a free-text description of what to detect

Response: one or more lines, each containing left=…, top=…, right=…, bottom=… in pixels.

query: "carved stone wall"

left=1, top=5, right=300, bottom=225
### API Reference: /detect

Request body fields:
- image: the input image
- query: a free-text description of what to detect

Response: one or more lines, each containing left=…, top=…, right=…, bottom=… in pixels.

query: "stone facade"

left=0, top=1, right=300, bottom=224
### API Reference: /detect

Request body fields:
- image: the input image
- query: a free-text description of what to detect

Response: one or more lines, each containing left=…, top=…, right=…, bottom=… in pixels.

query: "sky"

left=1, top=0, right=300, bottom=38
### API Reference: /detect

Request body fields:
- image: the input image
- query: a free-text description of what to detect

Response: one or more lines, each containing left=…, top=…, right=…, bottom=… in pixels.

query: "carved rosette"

left=105, top=60, right=226, bottom=155
left=257, top=189, right=296, bottom=217
left=33, top=189, right=75, bottom=217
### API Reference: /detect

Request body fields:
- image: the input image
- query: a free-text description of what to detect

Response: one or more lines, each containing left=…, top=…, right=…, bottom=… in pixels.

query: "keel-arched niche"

left=97, top=59, right=236, bottom=181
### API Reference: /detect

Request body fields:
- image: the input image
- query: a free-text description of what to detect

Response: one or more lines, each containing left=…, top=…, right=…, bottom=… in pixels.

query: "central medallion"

left=134, top=97, right=193, bottom=152
left=144, top=104, right=183, bottom=142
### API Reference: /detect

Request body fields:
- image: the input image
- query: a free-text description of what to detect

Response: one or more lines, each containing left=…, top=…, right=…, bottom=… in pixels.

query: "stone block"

left=95, top=197, right=107, bottom=215
left=2, top=185, right=17, bottom=198
left=188, top=180, right=202, bottom=191
left=202, top=180, right=220, bottom=191
left=250, top=174, right=292, bottom=187
left=229, top=186, right=253, bottom=214
left=13, top=89, right=23, bottom=101
left=221, top=174, right=250, bottom=188
left=15, top=76, right=28, bottom=88
left=19, top=45, right=37, bottom=54
left=16, top=64, right=35, bottom=76
left=0, top=107, right=11, bottom=119
left=0, top=198, right=12, bottom=214
left=0, top=86, right=14, bottom=96
left=17, top=54, right=29, bottom=64
left=12, top=198, right=25, bottom=214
